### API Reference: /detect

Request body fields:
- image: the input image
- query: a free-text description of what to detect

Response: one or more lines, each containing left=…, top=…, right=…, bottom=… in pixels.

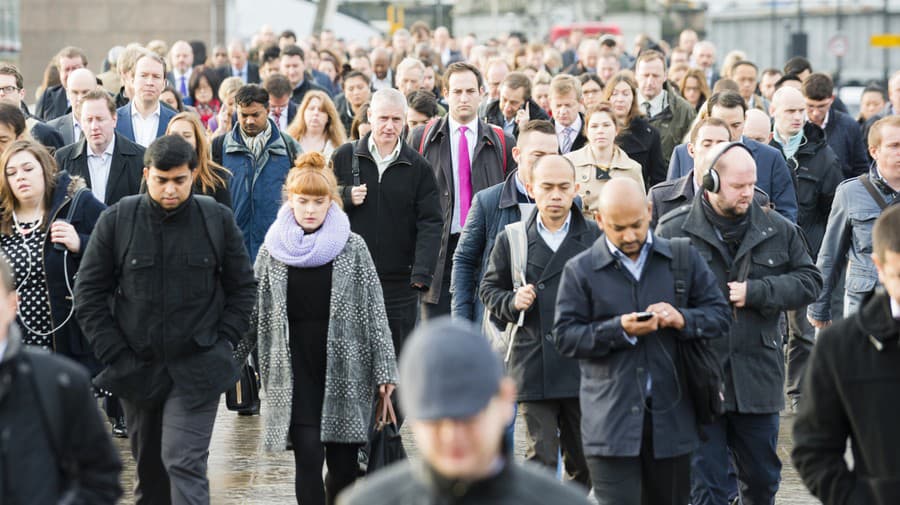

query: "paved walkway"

left=112, top=401, right=818, bottom=504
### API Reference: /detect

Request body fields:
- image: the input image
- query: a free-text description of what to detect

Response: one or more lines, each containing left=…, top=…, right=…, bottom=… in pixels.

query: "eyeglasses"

left=0, top=86, right=20, bottom=95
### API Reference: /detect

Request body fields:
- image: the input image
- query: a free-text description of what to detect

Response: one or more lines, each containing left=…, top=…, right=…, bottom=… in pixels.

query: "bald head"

left=705, top=142, right=757, bottom=217
left=597, top=178, right=651, bottom=260
left=771, top=86, right=806, bottom=138
left=169, top=40, right=194, bottom=74
left=743, top=109, right=772, bottom=144
left=66, top=68, right=98, bottom=113
left=598, top=178, right=647, bottom=216
left=532, top=154, right=575, bottom=180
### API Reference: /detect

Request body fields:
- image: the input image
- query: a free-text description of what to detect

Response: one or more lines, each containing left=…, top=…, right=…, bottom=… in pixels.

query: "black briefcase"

left=225, top=361, right=260, bottom=413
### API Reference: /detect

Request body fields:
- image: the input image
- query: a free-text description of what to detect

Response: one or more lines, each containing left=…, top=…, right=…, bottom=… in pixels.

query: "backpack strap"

left=113, top=197, right=141, bottom=277
left=194, top=196, right=225, bottom=272
left=417, top=118, right=437, bottom=155
left=488, top=125, right=508, bottom=174
left=670, top=237, right=692, bottom=308
left=211, top=134, right=226, bottom=167
left=859, top=174, right=889, bottom=210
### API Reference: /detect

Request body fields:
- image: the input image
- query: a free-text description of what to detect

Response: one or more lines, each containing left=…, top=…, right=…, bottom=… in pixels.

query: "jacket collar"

left=498, top=170, right=523, bottom=209
left=681, top=194, right=776, bottom=261
left=413, top=458, right=513, bottom=498
left=855, top=289, right=900, bottom=349
left=225, top=118, right=286, bottom=155
left=354, top=132, right=414, bottom=166
left=662, top=171, right=696, bottom=202
left=591, top=226, right=671, bottom=270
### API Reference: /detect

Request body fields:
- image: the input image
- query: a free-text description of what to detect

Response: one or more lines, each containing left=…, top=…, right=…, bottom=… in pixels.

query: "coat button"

left=131, top=259, right=137, bottom=265
left=546, top=333, right=553, bottom=342
left=631, top=406, right=640, bottom=414
left=767, top=259, right=774, bottom=265
left=538, top=283, right=545, bottom=290
left=761, top=231, right=767, bottom=236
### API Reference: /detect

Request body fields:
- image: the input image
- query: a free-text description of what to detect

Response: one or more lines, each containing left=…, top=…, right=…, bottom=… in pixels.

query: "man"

left=261, top=73, right=297, bottom=132
left=859, top=84, right=887, bottom=125
left=410, top=62, right=515, bottom=318
left=452, top=120, right=559, bottom=323
left=691, top=41, right=718, bottom=88
left=555, top=178, right=730, bottom=505
left=433, top=26, right=463, bottom=67
left=669, top=47, right=689, bottom=69
left=258, top=44, right=281, bottom=82
left=339, top=318, right=591, bottom=505
left=656, top=142, right=822, bottom=505
left=597, top=54, right=620, bottom=85
left=332, top=88, right=442, bottom=355
left=348, top=50, right=373, bottom=80
left=483, top=58, right=511, bottom=105
left=792, top=205, right=900, bottom=505
left=370, top=47, right=393, bottom=91
left=758, top=68, right=782, bottom=102
left=280, top=45, right=328, bottom=105
left=35, top=46, right=87, bottom=121
left=0, top=259, right=123, bottom=504
left=395, top=57, right=427, bottom=96
left=650, top=117, right=733, bottom=227
left=55, top=90, right=145, bottom=205
left=167, top=40, right=195, bottom=105
left=335, top=71, right=371, bottom=134
left=562, top=39, right=599, bottom=76
left=635, top=50, right=696, bottom=166
left=212, top=84, right=300, bottom=262
left=99, top=46, right=125, bottom=95
left=769, top=86, right=843, bottom=411
left=0, top=63, right=64, bottom=150
left=549, top=74, right=586, bottom=155
left=279, top=29, right=297, bottom=49
left=0, top=103, right=25, bottom=151
left=210, top=45, right=228, bottom=68
left=809, top=116, right=900, bottom=326
left=802, top=72, right=869, bottom=178
left=667, top=90, right=799, bottom=223
left=862, top=71, right=900, bottom=146
left=483, top=72, right=550, bottom=138
left=220, top=40, right=260, bottom=84
left=116, top=52, right=176, bottom=147
left=480, top=154, right=599, bottom=489
left=113, top=44, right=146, bottom=108
left=48, top=67, right=98, bottom=146
left=75, top=135, right=257, bottom=505
left=743, top=109, right=772, bottom=144
left=678, top=29, right=699, bottom=54
left=732, top=61, right=769, bottom=111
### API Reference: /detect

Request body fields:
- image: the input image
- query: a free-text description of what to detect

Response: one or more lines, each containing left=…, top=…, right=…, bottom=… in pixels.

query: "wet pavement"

left=112, top=400, right=818, bottom=504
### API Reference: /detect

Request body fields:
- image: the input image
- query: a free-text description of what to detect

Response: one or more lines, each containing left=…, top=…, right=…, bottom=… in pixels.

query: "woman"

left=160, top=85, right=185, bottom=113
left=564, top=102, right=645, bottom=214
left=188, top=66, right=222, bottom=129
left=317, top=50, right=342, bottom=97
left=603, top=71, right=667, bottom=188
left=337, top=71, right=372, bottom=135
left=349, top=102, right=371, bottom=141
left=679, top=68, right=711, bottom=112
left=0, top=140, right=105, bottom=363
left=532, top=71, right=552, bottom=116
left=209, top=76, right=244, bottom=136
left=579, top=73, right=604, bottom=111
left=243, top=151, right=397, bottom=505
left=668, top=63, right=690, bottom=92
left=286, top=91, right=347, bottom=156
left=166, top=112, right=232, bottom=206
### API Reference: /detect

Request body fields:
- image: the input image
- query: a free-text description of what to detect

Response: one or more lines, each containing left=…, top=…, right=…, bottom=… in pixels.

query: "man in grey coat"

left=656, top=142, right=822, bottom=505
left=554, top=178, right=730, bottom=505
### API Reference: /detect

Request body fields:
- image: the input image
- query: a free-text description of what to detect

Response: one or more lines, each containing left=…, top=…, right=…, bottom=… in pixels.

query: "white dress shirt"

left=555, top=115, right=583, bottom=154
left=87, top=135, right=116, bottom=203
left=130, top=102, right=161, bottom=148
left=892, top=297, right=900, bottom=320
left=448, top=116, right=479, bottom=234
left=638, top=90, right=667, bottom=119
left=173, top=68, right=193, bottom=95
left=0, top=338, right=7, bottom=362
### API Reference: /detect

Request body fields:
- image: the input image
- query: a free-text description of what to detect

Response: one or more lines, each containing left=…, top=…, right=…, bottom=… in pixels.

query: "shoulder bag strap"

left=859, top=174, right=889, bottom=210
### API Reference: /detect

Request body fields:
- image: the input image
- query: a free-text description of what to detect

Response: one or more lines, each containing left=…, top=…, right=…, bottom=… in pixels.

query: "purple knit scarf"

left=264, top=201, right=350, bottom=268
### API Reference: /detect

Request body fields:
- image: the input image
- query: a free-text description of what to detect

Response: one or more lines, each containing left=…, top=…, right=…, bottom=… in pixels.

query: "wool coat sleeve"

left=745, top=220, right=823, bottom=317
left=216, top=204, right=258, bottom=347
left=73, top=207, right=130, bottom=364
left=479, top=229, right=521, bottom=324
left=553, top=260, right=639, bottom=359
left=451, top=191, right=489, bottom=321
left=791, top=333, right=870, bottom=505
left=411, top=158, right=443, bottom=287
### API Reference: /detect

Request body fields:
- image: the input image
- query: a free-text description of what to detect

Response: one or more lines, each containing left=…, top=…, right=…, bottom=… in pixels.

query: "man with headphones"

left=656, top=142, right=822, bottom=505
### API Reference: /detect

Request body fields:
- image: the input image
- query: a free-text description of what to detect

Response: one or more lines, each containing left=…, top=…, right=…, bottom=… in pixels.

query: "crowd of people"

left=0, top=19, right=899, bottom=505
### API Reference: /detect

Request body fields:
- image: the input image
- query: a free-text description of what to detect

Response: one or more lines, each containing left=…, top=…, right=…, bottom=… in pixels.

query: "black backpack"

left=670, top=237, right=726, bottom=426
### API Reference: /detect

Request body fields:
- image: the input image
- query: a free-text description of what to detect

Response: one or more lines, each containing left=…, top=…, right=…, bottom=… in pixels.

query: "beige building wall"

left=19, top=0, right=224, bottom=103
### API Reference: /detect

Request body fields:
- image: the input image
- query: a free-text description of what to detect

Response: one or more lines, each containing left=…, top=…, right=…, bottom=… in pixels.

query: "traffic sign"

left=828, top=35, right=848, bottom=57
left=870, top=34, right=900, bottom=48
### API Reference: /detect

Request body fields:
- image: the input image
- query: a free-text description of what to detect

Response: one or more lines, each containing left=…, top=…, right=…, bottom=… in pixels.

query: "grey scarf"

left=240, top=121, right=273, bottom=161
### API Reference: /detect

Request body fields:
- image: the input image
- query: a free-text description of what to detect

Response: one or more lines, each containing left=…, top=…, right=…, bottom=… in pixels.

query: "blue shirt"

left=606, top=231, right=654, bottom=281
left=536, top=212, right=571, bottom=252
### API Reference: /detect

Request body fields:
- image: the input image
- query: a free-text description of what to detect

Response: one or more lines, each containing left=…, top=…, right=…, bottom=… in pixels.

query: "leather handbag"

left=366, top=393, right=406, bottom=474
left=225, top=360, right=260, bottom=413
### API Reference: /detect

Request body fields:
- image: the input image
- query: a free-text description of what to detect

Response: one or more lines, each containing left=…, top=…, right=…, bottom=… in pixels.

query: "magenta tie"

left=458, top=126, right=472, bottom=226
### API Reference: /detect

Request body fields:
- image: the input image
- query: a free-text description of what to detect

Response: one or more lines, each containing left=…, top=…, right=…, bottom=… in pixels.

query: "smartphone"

left=635, top=311, right=654, bottom=322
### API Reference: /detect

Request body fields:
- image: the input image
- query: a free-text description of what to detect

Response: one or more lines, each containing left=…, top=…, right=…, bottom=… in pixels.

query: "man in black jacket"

left=769, top=86, right=843, bottom=411
left=480, top=154, right=599, bottom=490
left=802, top=73, right=869, bottom=178
left=75, top=136, right=257, bottom=504
left=332, top=88, right=442, bottom=355
left=34, top=46, right=88, bottom=121
left=338, top=318, right=591, bottom=505
left=482, top=71, right=550, bottom=139
left=792, top=205, right=900, bottom=505
left=0, top=260, right=122, bottom=505
left=656, top=142, right=822, bottom=505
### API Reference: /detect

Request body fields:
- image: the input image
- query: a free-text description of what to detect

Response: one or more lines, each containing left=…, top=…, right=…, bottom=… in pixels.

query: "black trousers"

left=290, top=423, right=361, bottom=505
left=519, top=398, right=591, bottom=490
left=422, top=233, right=459, bottom=319
left=587, top=409, right=691, bottom=505
left=379, top=279, right=420, bottom=356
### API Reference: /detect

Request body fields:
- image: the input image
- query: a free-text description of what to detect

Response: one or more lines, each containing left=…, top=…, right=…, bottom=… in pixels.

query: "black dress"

left=287, top=262, right=333, bottom=426
left=1, top=220, right=53, bottom=348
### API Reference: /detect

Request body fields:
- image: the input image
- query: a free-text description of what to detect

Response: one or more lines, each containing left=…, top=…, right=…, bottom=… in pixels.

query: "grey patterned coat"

left=236, top=233, right=398, bottom=451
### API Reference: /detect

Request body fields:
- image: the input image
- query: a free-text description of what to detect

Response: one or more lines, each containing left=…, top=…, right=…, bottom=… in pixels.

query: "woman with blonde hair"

left=209, top=76, right=245, bottom=136
left=565, top=102, right=645, bottom=214
left=238, top=151, right=396, bottom=505
left=286, top=90, right=347, bottom=156
left=602, top=71, right=666, bottom=188
left=166, top=112, right=232, bottom=206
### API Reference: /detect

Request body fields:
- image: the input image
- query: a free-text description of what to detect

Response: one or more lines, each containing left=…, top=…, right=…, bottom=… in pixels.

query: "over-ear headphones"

left=702, top=141, right=755, bottom=193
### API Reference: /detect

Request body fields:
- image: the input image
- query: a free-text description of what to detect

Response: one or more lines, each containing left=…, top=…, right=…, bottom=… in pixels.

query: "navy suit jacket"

left=114, top=103, right=176, bottom=145
left=666, top=137, right=798, bottom=223
left=824, top=110, right=869, bottom=178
